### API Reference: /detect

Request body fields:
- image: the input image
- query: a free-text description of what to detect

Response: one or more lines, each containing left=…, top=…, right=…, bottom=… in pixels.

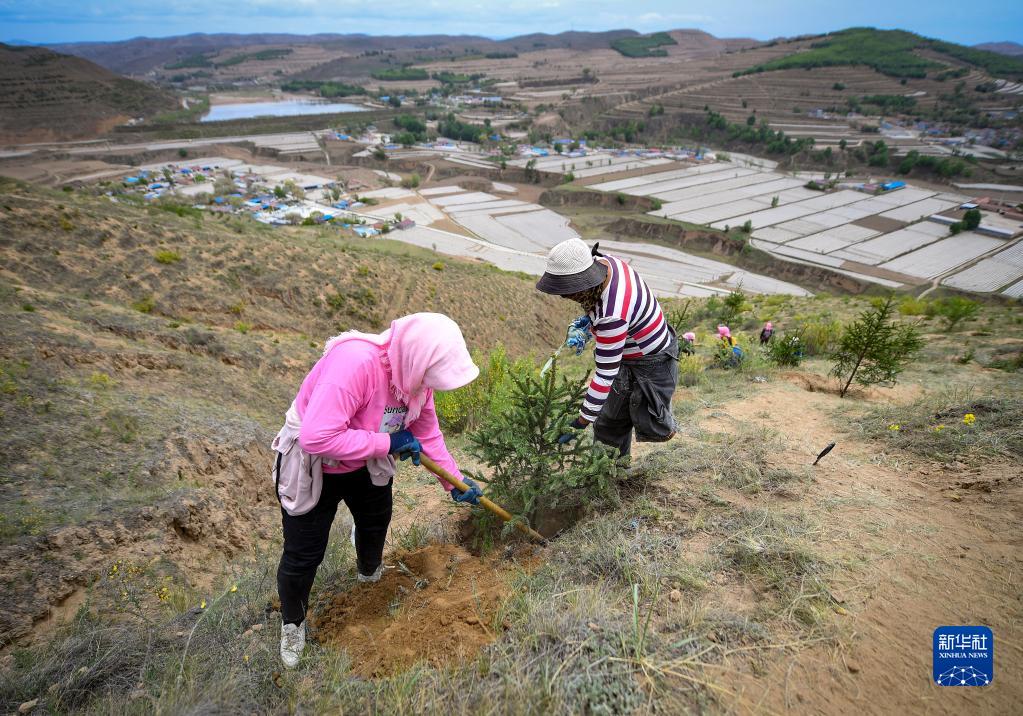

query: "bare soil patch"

left=309, top=543, right=515, bottom=677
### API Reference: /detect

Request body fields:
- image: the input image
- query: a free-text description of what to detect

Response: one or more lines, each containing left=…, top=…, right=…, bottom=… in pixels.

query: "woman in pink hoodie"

left=276, top=312, right=482, bottom=668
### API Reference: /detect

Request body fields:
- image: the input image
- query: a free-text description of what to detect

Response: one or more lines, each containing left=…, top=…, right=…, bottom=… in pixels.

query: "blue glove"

left=388, top=430, right=421, bottom=466
left=566, top=316, right=592, bottom=355
left=557, top=417, right=588, bottom=445
left=451, top=477, right=483, bottom=506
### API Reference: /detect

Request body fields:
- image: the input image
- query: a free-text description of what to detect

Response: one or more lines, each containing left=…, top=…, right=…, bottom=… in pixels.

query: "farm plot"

left=1003, top=279, right=1023, bottom=298
left=787, top=224, right=881, bottom=254
left=590, top=162, right=734, bottom=193
left=447, top=200, right=531, bottom=215
left=405, top=183, right=813, bottom=298
left=878, top=198, right=960, bottom=223
left=626, top=168, right=763, bottom=198
left=419, top=186, right=465, bottom=196
left=509, top=152, right=675, bottom=177
left=942, top=241, right=1023, bottom=292
left=709, top=190, right=871, bottom=231
left=832, top=222, right=950, bottom=265
left=878, top=232, right=1005, bottom=279
left=430, top=192, right=501, bottom=207
left=655, top=178, right=805, bottom=219
left=571, top=157, right=674, bottom=178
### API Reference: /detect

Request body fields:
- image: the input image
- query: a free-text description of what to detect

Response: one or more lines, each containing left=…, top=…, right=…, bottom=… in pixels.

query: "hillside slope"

left=0, top=178, right=571, bottom=645
left=0, top=44, right=177, bottom=142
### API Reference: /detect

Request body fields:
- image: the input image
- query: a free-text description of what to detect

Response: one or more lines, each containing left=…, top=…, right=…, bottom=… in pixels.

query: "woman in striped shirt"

left=537, top=239, right=679, bottom=458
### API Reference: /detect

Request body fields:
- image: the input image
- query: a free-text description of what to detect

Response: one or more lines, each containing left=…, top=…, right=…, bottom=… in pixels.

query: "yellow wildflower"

left=963, top=413, right=976, bottom=425
left=888, top=424, right=900, bottom=431
left=229, top=584, right=238, bottom=593
left=932, top=424, right=945, bottom=433
left=200, top=599, right=207, bottom=609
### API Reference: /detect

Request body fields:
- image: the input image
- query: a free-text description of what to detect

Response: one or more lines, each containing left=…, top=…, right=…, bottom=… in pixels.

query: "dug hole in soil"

left=308, top=543, right=522, bottom=678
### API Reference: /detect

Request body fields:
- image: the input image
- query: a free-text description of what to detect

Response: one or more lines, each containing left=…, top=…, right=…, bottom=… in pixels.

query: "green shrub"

left=898, top=296, right=931, bottom=316
left=153, top=250, right=181, bottom=264
left=233, top=321, right=252, bottom=334
left=719, top=289, right=750, bottom=325
left=132, top=296, right=155, bottom=314
left=431, top=261, right=445, bottom=271
left=931, top=296, right=980, bottom=331
left=794, top=318, right=843, bottom=356
left=767, top=333, right=804, bottom=367
left=677, top=355, right=704, bottom=387
left=434, top=345, right=530, bottom=433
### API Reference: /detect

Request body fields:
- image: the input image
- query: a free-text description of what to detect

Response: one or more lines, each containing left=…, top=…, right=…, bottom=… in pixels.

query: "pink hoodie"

left=294, top=313, right=479, bottom=489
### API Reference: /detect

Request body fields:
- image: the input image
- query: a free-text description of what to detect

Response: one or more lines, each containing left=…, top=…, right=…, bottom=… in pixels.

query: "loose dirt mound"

left=309, top=544, right=512, bottom=677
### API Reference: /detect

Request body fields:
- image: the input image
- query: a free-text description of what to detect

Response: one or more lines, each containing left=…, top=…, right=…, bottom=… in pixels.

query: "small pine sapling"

left=465, top=359, right=618, bottom=538
left=830, top=297, right=923, bottom=397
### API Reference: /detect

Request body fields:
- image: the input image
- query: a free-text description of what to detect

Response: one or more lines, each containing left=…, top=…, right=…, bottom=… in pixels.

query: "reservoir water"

left=201, top=100, right=368, bottom=122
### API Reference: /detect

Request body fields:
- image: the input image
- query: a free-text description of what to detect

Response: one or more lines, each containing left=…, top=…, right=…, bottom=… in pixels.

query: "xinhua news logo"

left=933, top=626, right=993, bottom=686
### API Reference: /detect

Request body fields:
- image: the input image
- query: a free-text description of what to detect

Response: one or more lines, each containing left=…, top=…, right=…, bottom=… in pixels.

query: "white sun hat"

left=535, top=239, right=607, bottom=295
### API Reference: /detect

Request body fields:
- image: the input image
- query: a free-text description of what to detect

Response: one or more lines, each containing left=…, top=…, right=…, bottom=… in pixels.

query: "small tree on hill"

left=830, top=297, right=923, bottom=398
left=465, top=360, right=618, bottom=539
left=719, top=288, right=749, bottom=325
left=933, top=296, right=980, bottom=331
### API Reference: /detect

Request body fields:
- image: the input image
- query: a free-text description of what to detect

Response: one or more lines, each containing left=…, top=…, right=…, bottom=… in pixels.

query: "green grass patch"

left=864, top=389, right=1023, bottom=462
left=611, top=33, right=678, bottom=58
left=371, top=67, right=429, bottom=81
left=738, top=27, right=1023, bottom=81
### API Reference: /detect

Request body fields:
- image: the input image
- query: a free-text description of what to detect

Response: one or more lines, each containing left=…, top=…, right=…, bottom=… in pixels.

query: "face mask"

left=563, top=284, right=603, bottom=310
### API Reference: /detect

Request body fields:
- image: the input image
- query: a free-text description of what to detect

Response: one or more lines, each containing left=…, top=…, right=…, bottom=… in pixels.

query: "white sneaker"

left=357, top=564, right=383, bottom=583
left=280, top=622, right=305, bottom=669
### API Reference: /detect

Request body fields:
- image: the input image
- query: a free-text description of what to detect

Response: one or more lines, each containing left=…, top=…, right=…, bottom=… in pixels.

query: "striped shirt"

left=581, top=255, right=671, bottom=421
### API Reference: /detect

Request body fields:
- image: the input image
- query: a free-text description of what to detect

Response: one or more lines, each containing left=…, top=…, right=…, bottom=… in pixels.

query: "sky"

left=1, top=0, right=1020, bottom=46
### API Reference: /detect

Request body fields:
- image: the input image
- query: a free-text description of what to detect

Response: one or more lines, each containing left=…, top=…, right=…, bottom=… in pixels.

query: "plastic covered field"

left=942, top=242, right=1023, bottom=292
left=878, top=198, right=959, bottom=223
left=627, top=168, right=765, bottom=197
left=832, top=222, right=950, bottom=265
left=879, top=232, right=1005, bottom=278
left=590, top=163, right=733, bottom=192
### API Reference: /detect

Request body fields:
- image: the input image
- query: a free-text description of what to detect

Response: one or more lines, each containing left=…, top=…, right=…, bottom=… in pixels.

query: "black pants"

left=593, top=331, right=679, bottom=458
left=277, top=467, right=392, bottom=625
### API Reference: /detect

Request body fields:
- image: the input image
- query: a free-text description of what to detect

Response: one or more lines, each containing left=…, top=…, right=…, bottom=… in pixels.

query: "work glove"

left=566, top=316, right=592, bottom=355
left=451, top=477, right=483, bottom=506
left=388, top=429, right=421, bottom=466
left=557, top=417, right=589, bottom=445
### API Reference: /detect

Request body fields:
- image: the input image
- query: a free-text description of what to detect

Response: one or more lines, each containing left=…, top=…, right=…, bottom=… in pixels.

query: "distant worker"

left=681, top=331, right=697, bottom=356
left=718, top=325, right=744, bottom=368
left=270, top=313, right=483, bottom=669
left=536, top=239, right=679, bottom=458
left=759, top=322, right=774, bottom=345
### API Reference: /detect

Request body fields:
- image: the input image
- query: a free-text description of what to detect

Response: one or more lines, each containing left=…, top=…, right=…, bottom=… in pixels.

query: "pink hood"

left=323, top=313, right=479, bottom=423
left=765, top=322, right=773, bottom=330
left=717, top=325, right=731, bottom=338
left=682, top=331, right=696, bottom=342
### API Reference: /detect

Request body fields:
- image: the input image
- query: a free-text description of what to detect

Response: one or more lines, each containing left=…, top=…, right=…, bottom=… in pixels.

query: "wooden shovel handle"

left=418, top=455, right=547, bottom=544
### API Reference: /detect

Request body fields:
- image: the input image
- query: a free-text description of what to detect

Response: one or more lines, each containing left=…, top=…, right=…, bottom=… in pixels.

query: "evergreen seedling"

left=830, top=297, right=923, bottom=397
left=465, top=359, right=618, bottom=538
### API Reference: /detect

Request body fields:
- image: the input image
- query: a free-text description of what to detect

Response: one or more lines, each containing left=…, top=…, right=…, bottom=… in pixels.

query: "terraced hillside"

left=0, top=178, right=572, bottom=645
left=0, top=44, right=177, bottom=143
left=604, top=29, right=1023, bottom=149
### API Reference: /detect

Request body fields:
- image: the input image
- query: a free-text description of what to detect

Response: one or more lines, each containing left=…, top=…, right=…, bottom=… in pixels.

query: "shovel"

left=419, top=455, right=547, bottom=544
